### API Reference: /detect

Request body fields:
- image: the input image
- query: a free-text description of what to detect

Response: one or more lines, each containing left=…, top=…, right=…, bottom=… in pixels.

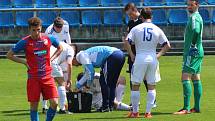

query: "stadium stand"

left=16, top=11, right=34, bottom=27
left=121, top=0, right=142, bottom=6
left=152, top=9, right=167, bottom=25
left=37, top=11, right=57, bottom=27
left=81, top=10, right=102, bottom=26
left=101, top=0, right=121, bottom=6
left=0, top=0, right=12, bottom=8
left=144, top=0, right=164, bottom=6
left=0, top=12, right=14, bottom=28
left=166, top=0, right=186, bottom=6
left=212, top=9, right=215, bottom=24
left=35, top=0, right=56, bottom=8
left=60, top=11, right=80, bottom=27
left=57, top=0, right=78, bottom=7
left=199, top=9, right=211, bottom=24
left=168, top=9, right=188, bottom=25
left=79, top=0, right=99, bottom=7
left=208, top=0, right=215, bottom=5
left=104, top=10, right=123, bottom=26
left=14, top=0, right=34, bottom=8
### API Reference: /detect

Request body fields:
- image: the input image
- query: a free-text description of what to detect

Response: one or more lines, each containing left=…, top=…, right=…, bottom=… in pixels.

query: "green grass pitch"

left=0, top=56, right=215, bottom=121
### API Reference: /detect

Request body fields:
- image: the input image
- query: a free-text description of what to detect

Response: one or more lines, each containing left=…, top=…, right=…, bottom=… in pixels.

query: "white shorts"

left=131, top=61, right=160, bottom=85
left=51, top=61, right=63, bottom=78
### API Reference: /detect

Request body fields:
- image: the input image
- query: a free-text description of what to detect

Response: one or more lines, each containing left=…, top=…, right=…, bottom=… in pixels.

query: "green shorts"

left=182, top=56, right=203, bottom=74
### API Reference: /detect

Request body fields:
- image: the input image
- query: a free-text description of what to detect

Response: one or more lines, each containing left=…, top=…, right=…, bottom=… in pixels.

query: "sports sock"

left=30, top=110, right=39, bottom=121
left=115, top=84, right=125, bottom=102
left=146, top=89, right=156, bottom=113
left=46, top=107, right=56, bottom=121
left=58, top=86, right=66, bottom=110
left=192, top=80, right=202, bottom=111
left=182, top=80, right=192, bottom=111
left=131, top=91, right=140, bottom=113
left=117, top=102, right=131, bottom=111
left=42, top=100, right=48, bottom=109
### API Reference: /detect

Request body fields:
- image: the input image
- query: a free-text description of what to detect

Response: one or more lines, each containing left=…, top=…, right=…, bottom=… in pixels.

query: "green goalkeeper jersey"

left=184, top=11, right=204, bottom=57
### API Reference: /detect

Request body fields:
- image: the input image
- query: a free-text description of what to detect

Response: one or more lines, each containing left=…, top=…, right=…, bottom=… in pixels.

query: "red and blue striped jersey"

left=12, top=33, right=59, bottom=79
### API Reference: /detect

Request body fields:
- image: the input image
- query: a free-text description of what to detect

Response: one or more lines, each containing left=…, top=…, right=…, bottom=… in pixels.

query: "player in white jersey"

left=76, top=72, right=131, bottom=111
left=42, top=42, right=76, bottom=114
left=124, top=8, right=171, bottom=118
left=45, top=17, right=71, bottom=44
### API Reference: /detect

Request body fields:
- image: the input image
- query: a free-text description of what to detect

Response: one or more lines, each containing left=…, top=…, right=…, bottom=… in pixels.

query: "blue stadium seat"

left=101, top=0, right=121, bottom=6
left=16, top=11, right=34, bottom=27
left=122, top=0, right=142, bottom=6
left=166, top=0, right=186, bottom=6
left=144, top=0, right=164, bottom=6
left=60, top=11, right=80, bottom=27
left=81, top=10, right=102, bottom=26
left=35, top=0, right=55, bottom=8
left=169, top=9, right=188, bottom=25
left=0, top=12, right=14, bottom=28
left=208, top=0, right=215, bottom=5
left=79, top=0, right=99, bottom=7
left=199, top=9, right=211, bottom=24
left=152, top=9, right=167, bottom=25
left=212, top=10, right=215, bottom=24
left=57, top=0, right=78, bottom=7
left=14, top=0, right=34, bottom=8
left=199, top=0, right=208, bottom=4
left=37, top=11, right=57, bottom=27
left=104, top=10, right=123, bottom=26
left=0, top=0, right=12, bottom=8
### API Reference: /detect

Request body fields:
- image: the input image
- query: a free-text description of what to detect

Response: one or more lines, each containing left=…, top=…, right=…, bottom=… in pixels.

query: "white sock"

left=115, top=84, right=125, bottom=102
left=131, top=91, right=140, bottom=113
left=117, top=102, right=131, bottom=111
left=146, top=89, right=156, bottom=113
left=40, top=94, right=48, bottom=109
left=58, top=86, right=66, bottom=110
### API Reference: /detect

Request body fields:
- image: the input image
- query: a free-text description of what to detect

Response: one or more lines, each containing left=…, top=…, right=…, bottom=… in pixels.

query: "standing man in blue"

left=72, top=46, right=125, bottom=112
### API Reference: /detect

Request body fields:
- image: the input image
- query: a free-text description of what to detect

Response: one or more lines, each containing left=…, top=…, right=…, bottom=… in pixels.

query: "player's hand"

left=189, top=46, right=199, bottom=57
left=73, top=88, right=80, bottom=92
left=82, top=86, right=90, bottom=92
left=66, top=81, right=72, bottom=91
left=130, top=54, right=135, bottom=62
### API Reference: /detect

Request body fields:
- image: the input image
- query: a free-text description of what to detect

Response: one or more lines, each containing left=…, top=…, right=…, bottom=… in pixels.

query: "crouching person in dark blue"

left=73, top=46, right=125, bottom=112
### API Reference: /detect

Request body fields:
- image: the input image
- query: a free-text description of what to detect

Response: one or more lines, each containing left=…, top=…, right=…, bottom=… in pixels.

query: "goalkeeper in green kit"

left=174, top=0, right=204, bottom=115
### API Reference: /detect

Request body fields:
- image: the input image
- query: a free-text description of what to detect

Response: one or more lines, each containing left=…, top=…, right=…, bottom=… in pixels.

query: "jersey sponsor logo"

left=34, top=50, right=47, bottom=56
left=44, top=39, right=48, bottom=45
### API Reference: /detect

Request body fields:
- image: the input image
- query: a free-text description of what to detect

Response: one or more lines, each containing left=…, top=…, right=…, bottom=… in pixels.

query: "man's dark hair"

left=54, top=17, right=64, bottom=28
left=140, top=7, right=152, bottom=19
left=28, top=17, right=42, bottom=27
left=124, top=2, right=137, bottom=12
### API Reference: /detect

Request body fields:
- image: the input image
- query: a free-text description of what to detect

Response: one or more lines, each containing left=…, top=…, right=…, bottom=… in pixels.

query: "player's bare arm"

left=124, top=37, right=135, bottom=62
left=50, top=44, right=63, bottom=62
left=7, top=50, right=29, bottom=69
left=157, top=42, right=171, bottom=59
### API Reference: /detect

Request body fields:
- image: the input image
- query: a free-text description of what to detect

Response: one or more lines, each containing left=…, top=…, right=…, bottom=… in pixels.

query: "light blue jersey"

left=76, top=46, right=119, bottom=89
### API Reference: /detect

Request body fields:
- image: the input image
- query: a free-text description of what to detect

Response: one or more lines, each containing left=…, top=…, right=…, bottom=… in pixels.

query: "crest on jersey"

left=44, top=39, right=48, bottom=45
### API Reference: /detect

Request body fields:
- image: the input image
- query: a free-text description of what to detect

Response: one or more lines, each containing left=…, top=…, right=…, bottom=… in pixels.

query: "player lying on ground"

left=124, top=8, right=171, bottom=118
left=41, top=42, right=77, bottom=114
left=7, top=17, right=63, bottom=121
left=76, top=72, right=131, bottom=111
left=72, top=46, right=125, bottom=112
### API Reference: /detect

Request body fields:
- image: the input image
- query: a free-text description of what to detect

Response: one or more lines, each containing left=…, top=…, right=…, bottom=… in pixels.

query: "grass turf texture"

left=0, top=56, right=215, bottom=121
